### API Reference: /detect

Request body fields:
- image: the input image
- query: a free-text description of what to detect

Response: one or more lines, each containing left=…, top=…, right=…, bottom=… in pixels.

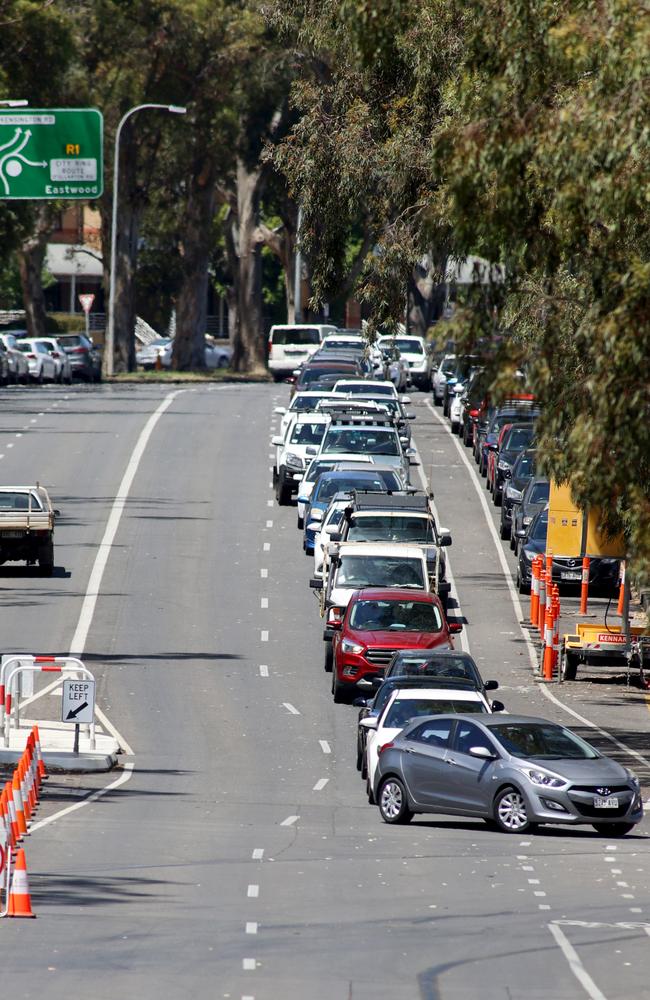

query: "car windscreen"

left=15, top=343, right=30, bottom=353
left=386, top=655, right=479, bottom=683
left=388, top=339, right=424, bottom=355
left=504, top=427, right=535, bottom=450
left=272, top=328, right=321, bottom=345
left=291, top=394, right=330, bottom=412
left=300, top=366, right=356, bottom=385
left=339, top=383, right=395, bottom=396
left=0, top=491, right=43, bottom=510
left=513, top=452, right=536, bottom=478
left=349, top=599, right=442, bottom=632
left=529, top=511, right=548, bottom=541
left=315, top=475, right=388, bottom=502
left=384, top=698, right=484, bottom=729
left=289, top=422, right=327, bottom=445
left=57, top=335, right=86, bottom=348
left=490, top=722, right=599, bottom=760
left=321, top=340, right=362, bottom=351
left=335, top=555, right=425, bottom=589
left=323, top=428, right=400, bottom=455
left=529, top=482, right=549, bottom=504
left=347, top=515, right=435, bottom=544
left=305, top=460, right=337, bottom=481
left=440, top=356, right=456, bottom=375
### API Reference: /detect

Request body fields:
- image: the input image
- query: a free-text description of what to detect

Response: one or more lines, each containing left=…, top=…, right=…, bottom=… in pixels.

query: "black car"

left=516, top=509, right=620, bottom=594
left=490, top=422, right=536, bottom=506
left=512, top=476, right=549, bottom=555
left=291, top=359, right=362, bottom=395
left=56, top=333, right=102, bottom=381
left=459, top=368, right=489, bottom=446
left=500, top=448, right=536, bottom=541
left=478, top=402, right=540, bottom=477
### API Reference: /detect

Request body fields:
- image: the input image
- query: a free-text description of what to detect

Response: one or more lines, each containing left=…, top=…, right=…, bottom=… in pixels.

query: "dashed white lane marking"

left=38, top=412, right=44, bottom=416
left=267, top=500, right=273, bottom=507
left=30, top=418, right=36, bottom=423
left=14, top=433, right=21, bottom=438
left=548, top=923, right=608, bottom=1000
left=261, top=630, right=269, bottom=642
left=260, top=597, right=269, bottom=609
left=247, top=884, right=259, bottom=898
left=539, top=904, right=551, bottom=910
left=280, top=815, right=299, bottom=827
left=259, top=664, right=269, bottom=678
left=0, top=455, right=4, bottom=460
left=268, top=481, right=273, bottom=489
left=606, top=845, right=618, bottom=851
left=313, top=778, right=329, bottom=791
left=252, top=848, right=264, bottom=860
left=520, top=841, right=532, bottom=847
left=557, top=919, right=650, bottom=930
left=426, top=398, right=650, bottom=773
left=266, top=519, right=273, bottom=528
left=260, top=568, right=268, bottom=578
left=263, top=542, right=270, bottom=552
left=246, top=922, right=258, bottom=934
left=283, top=702, right=300, bottom=715
left=319, top=740, right=331, bottom=754
left=534, top=890, right=547, bottom=897
left=528, top=879, right=540, bottom=885
left=6, top=442, right=13, bottom=448
left=242, top=958, right=256, bottom=971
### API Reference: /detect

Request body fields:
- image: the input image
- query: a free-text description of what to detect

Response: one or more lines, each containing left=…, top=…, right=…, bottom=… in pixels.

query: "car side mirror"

left=306, top=446, right=318, bottom=455
left=504, top=469, right=511, bottom=479
left=469, top=746, right=497, bottom=759
left=439, top=532, right=452, bottom=547
left=405, top=412, right=416, bottom=420
left=324, top=526, right=341, bottom=538
left=271, top=435, right=284, bottom=446
left=484, top=679, right=499, bottom=691
left=406, top=447, right=417, bottom=457
left=352, top=697, right=368, bottom=707
left=400, top=395, right=411, bottom=405
left=448, top=622, right=463, bottom=634
left=309, top=577, right=323, bottom=590
left=274, top=406, right=286, bottom=415
left=516, top=528, right=527, bottom=539
left=328, top=619, right=342, bottom=630
left=490, top=700, right=505, bottom=713
left=359, top=717, right=378, bottom=731
left=311, top=508, right=323, bottom=522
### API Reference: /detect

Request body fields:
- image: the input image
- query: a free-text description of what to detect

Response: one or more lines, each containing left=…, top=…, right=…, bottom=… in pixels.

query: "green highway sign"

left=0, top=108, right=103, bottom=200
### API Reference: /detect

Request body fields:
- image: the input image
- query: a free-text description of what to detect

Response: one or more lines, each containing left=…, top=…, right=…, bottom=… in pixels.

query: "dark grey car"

left=374, top=714, right=643, bottom=834
left=512, top=476, right=549, bottom=556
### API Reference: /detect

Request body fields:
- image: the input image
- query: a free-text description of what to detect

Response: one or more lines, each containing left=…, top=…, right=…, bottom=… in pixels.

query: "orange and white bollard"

left=617, top=562, right=625, bottom=617
left=7, top=847, right=35, bottom=917
left=538, top=569, right=547, bottom=639
left=530, top=556, right=541, bottom=624
left=33, top=725, right=47, bottom=782
left=579, top=556, right=590, bottom=614
left=543, top=601, right=555, bottom=680
left=552, top=590, right=561, bottom=673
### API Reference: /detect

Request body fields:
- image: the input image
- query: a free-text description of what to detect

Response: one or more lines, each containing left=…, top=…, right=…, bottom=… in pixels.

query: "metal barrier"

left=0, top=656, right=96, bottom=750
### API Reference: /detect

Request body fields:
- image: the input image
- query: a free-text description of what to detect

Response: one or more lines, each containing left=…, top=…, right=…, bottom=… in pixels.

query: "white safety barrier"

left=0, top=655, right=96, bottom=749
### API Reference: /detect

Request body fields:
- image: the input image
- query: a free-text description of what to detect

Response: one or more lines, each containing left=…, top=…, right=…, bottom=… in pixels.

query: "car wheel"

left=494, top=787, right=533, bottom=833
left=494, top=488, right=502, bottom=508
left=276, top=472, right=291, bottom=506
left=324, top=643, right=333, bottom=673
left=451, top=421, right=459, bottom=435
left=561, top=651, right=578, bottom=681
left=517, top=569, right=529, bottom=595
left=367, top=777, right=375, bottom=804
left=592, top=822, right=636, bottom=836
left=217, top=355, right=229, bottom=369
left=297, top=515, right=304, bottom=530
left=509, top=530, right=516, bottom=550
left=356, top=739, right=363, bottom=772
left=331, top=669, right=346, bottom=702
left=37, top=367, right=44, bottom=384
left=500, top=519, right=510, bottom=540
left=480, top=458, right=487, bottom=478
left=361, top=754, right=368, bottom=780
left=377, top=777, right=413, bottom=824
left=38, top=540, right=54, bottom=576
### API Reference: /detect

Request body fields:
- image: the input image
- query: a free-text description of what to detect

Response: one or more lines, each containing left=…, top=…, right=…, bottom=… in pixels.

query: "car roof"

left=352, top=587, right=436, bottom=602
left=318, top=469, right=390, bottom=481
left=292, top=413, right=330, bottom=424
left=336, top=543, right=426, bottom=557
left=387, top=688, right=484, bottom=702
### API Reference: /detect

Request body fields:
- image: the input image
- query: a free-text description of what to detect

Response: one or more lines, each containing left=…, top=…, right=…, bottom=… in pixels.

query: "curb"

left=0, top=748, right=119, bottom=773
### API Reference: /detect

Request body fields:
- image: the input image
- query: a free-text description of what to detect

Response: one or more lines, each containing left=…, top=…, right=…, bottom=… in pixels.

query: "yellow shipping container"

left=547, top=482, right=626, bottom=558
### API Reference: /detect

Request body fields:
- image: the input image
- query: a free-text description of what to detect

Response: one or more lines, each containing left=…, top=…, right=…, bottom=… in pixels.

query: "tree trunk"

left=173, top=156, right=217, bottom=370
left=17, top=205, right=52, bottom=339
left=230, top=160, right=267, bottom=375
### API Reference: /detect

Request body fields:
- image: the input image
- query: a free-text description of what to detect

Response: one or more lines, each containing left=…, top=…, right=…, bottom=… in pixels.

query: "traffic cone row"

left=0, top=725, right=43, bottom=918
left=542, top=584, right=561, bottom=681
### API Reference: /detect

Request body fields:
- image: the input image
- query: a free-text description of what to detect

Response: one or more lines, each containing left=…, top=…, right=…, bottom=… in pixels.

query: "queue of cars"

left=0, top=330, right=101, bottom=383
left=272, top=328, right=641, bottom=836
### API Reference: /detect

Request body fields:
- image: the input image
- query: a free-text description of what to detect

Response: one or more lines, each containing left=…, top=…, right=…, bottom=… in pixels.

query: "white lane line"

left=412, top=435, right=469, bottom=653
left=260, top=597, right=269, bottom=609
left=283, top=702, right=300, bottom=715
left=259, top=664, right=269, bottom=678
left=548, top=923, right=608, bottom=1000
left=15, top=433, right=22, bottom=438
left=280, top=814, right=299, bottom=827
left=30, top=418, right=36, bottom=423
left=313, top=778, right=329, bottom=791
left=246, top=922, right=258, bottom=934
left=534, top=891, right=547, bottom=897
left=252, top=848, right=264, bottom=860
left=0, top=455, right=4, bottom=460
left=263, top=542, right=270, bottom=552
left=242, top=958, right=256, bottom=971
left=6, top=443, right=13, bottom=448
left=260, top=568, right=268, bottom=578
left=95, top=703, right=135, bottom=756
left=425, top=399, right=650, bottom=772
left=266, top=520, right=273, bottom=528
left=267, top=500, right=273, bottom=507
left=268, top=481, right=273, bottom=489
left=30, top=763, right=135, bottom=833
left=247, top=884, right=259, bottom=898
left=261, top=630, right=269, bottom=643
left=38, top=412, right=44, bottom=416
left=319, top=740, right=331, bottom=754
left=557, top=919, right=650, bottom=930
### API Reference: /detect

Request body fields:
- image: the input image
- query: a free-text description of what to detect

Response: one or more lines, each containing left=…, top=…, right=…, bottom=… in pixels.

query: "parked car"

left=432, top=353, right=457, bottom=405
left=442, top=355, right=481, bottom=417
left=15, top=339, right=57, bottom=382
left=512, top=476, right=549, bottom=555
left=373, top=714, right=643, bottom=834
left=378, top=345, right=410, bottom=391
left=500, top=448, right=537, bottom=542
left=382, top=649, right=499, bottom=693
left=377, top=335, right=432, bottom=390
left=38, top=337, right=73, bottom=383
left=486, top=422, right=536, bottom=506
left=303, top=469, right=403, bottom=553
left=267, top=323, right=336, bottom=380
left=478, top=401, right=540, bottom=477
left=333, top=379, right=399, bottom=398
left=515, top=508, right=620, bottom=594
left=55, top=333, right=102, bottom=381
left=136, top=338, right=171, bottom=369
left=291, top=359, right=363, bottom=396
left=0, top=339, right=12, bottom=385
left=329, top=588, right=462, bottom=701
left=0, top=333, right=29, bottom=383
left=274, top=391, right=336, bottom=440
left=160, top=338, right=232, bottom=370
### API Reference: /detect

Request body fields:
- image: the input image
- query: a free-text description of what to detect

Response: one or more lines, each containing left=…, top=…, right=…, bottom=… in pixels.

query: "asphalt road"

left=0, top=382, right=648, bottom=1000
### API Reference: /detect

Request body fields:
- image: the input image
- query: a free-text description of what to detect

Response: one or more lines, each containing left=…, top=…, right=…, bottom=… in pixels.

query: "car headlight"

left=624, top=769, right=640, bottom=789
left=497, top=460, right=511, bottom=472
left=341, top=639, right=365, bottom=655
left=522, top=768, right=567, bottom=789
left=285, top=452, right=304, bottom=469
left=522, top=548, right=535, bottom=563
left=505, top=486, right=523, bottom=501
left=523, top=515, right=532, bottom=525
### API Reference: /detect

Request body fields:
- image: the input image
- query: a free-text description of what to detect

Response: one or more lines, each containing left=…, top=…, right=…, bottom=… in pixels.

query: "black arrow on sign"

left=66, top=701, right=88, bottom=721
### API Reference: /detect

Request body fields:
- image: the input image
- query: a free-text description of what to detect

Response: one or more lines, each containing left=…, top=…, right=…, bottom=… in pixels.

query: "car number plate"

left=561, top=570, right=581, bottom=581
left=1, top=530, right=23, bottom=538
left=593, top=796, right=618, bottom=808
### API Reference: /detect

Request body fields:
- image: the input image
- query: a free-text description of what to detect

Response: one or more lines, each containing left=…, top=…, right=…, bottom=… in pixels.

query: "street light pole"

left=104, top=103, right=186, bottom=376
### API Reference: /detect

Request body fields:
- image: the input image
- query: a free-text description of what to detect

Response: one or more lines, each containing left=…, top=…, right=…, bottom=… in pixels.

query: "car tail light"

left=51, top=351, right=60, bottom=358
left=377, top=742, right=394, bottom=757
left=469, top=409, right=478, bottom=418
left=70, top=346, right=86, bottom=354
left=268, top=340, right=272, bottom=356
left=27, top=353, right=36, bottom=359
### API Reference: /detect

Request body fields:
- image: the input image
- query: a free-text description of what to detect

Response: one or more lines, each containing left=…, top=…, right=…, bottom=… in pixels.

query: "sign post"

left=78, top=293, right=95, bottom=339
left=61, top=678, right=95, bottom=753
left=0, top=109, right=103, bottom=200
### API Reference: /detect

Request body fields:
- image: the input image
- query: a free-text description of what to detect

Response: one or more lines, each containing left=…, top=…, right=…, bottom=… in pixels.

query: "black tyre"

left=500, top=519, right=510, bottom=540
left=361, top=754, right=368, bottom=780
left=324, top=643, right=333, bottom=673
left=276, top=471, right=291, bottom=506
left=451, top=421, right=460, bottom=435
left=494, top=488, right=502, bottom=508
left=356, top=739, right=363, bottom=772
left=592, top=822, right=636, bottom=836
left=377, top=777, right=413, bottom=824
left=297, top=516, right=304, bottom=530
left=493, top=786, right=533, bottom=833
left=331, top=668, right=347, bottom=702
left=38, top=539, right=54, bottom=576
left=509, top=531, right=516, bottom=551
left=562, top=651, right=578, bottom=681
left=367, top=777, right=375, bottom=804
left=517, top=570, right=529, bottom=595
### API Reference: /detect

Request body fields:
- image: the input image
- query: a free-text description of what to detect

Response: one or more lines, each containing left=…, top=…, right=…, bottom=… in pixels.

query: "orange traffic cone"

left=11, top=774, right=27, bottom=838
left=33, top=725, right=47, bottom=781
left=8, top=848, right=35, bottom=917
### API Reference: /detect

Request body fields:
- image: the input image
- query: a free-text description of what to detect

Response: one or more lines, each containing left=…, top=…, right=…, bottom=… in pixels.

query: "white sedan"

left=161, top=339, right=232, bottom=369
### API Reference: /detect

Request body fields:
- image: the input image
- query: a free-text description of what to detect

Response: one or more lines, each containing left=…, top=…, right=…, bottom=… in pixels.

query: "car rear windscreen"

left=272, top=328, right=321, bottom=346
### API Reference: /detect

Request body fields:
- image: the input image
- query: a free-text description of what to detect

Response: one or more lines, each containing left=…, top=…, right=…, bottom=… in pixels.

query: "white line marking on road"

left=319, top=740, right=331, bottom=754
left=252, top=848, right=264, bottom=860
left=261, top=630, right=269, bottom=642
left=283, top=702, right=300, bottom=715
left=38, top=412, right=44, bottom=416
left=247, top=884, right=259, bottom=898
left=259, top=664, right=269, bottom=677
left=261, top=597, right=269, bottom=609
left=15, top=433, right=21, bottom=438
left=260, top=568, right=268, bottom=578
left=280, top=815, right=299, bottom=827
left=246, top=922, right=258, bottom=934
left=242, top=958, right=256, bottom=971
left=30, top=763, right=135, bottom=833
left=557, top=919, right=650, bottom=930
left=6, top=443, right=13, bottom=448
left=425, top=399, right=650, bottom=773
left=548, top=923, right=608, bottom=1000
left=95, top=703, right=135, bottom=756
left=313, top=778, right=329, bottom=791
left=263, top=542, right=270, bottom=552
left=606, top=845, right=618, bottom=851
left=528, top=879, right=540, bottom=885
left=268, top=481, right=273, bottom=489
left=539, top=905, right=551, bottom=910
left=267, top=500, right=273, bottom=507
left=30, top=419, right=36, bottom=423
left=0, top=455, right=4, bottom=460
left=266, top=519, right=273, bottom=528
left=534, top=891, right=547, bottom=897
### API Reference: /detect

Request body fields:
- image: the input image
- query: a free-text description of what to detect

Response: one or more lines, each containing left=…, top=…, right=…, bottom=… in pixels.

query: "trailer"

left=561, top=622, right=650, bottom=686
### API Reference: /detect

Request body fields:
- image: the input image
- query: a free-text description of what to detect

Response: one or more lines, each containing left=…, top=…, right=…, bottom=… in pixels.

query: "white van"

left=268, top=324, right=337, bottom=379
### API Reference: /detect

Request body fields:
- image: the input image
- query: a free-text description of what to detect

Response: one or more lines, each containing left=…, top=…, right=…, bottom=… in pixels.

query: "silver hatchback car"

left=374, top=714, right=642, bottom=835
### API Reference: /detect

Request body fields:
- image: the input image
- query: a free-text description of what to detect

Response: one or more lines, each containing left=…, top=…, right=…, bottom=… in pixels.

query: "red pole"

left=530, top=556, right=540, bottom=624
left=538, top=569, right=547, bottom=639
left=579, top=556, right=590, bottom=615
left=543, top=602, right=554, bottom=680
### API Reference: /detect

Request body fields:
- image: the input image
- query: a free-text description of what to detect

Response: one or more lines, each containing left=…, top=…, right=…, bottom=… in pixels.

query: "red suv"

left=330, top=588, right=462, bottom=702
